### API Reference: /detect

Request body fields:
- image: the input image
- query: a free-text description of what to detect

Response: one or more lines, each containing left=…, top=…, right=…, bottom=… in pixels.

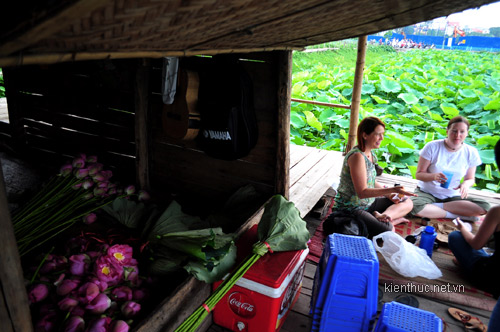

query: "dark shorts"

left=353, top=197, right=393, bottom=238
left=410, top=187, right=490, bottom=215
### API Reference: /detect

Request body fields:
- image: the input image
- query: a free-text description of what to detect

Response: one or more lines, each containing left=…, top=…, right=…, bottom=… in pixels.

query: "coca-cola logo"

left=228, top=292, right=256, bottom=318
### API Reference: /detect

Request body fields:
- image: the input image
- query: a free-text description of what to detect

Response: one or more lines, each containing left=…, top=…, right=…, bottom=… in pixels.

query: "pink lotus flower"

left=74, top=168, right=89, bottom=179
left=29, top=284, right=49, bottom=303
left=121, top=301, right=141, bottom=318
left=69, top=254, right=90, bottom=276
left=111, top=286, right=133, bottom=301
left=86, top=317, right=111, bottom=332
left=86, top=293, right=111, bottom=314
left=138, top=190, right=151, bottom=201
left=60, top=164, right=73, bottom=177
left=58, top=297, right=79, bottom=311
left=108, top=245, right=134, bottom=266
left=77, top=282, right=100, bottom=304
left=56, top=279, right=80, bottom=296
left=82, top=213, right=97, bottom=225
left=72, top=157, right=85, bottom=169
left=95, top=256, right=123, bottom=286
left=87, top=277, right=108, bottom=291
left=63, top=316, right=85, bottom=332
left=92, top=172, right=107, bottom=182
left=110, top=320, right=129, bottom=332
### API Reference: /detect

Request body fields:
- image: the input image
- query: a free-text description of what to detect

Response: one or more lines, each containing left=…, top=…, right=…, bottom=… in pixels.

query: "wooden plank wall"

left=148, top=52, right=283, bottom=205
left=2, top=60, right=137, bottom=178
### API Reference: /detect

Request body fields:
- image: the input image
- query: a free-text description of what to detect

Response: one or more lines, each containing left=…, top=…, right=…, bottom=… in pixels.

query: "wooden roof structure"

left=1, top=0, right=498, bottom=67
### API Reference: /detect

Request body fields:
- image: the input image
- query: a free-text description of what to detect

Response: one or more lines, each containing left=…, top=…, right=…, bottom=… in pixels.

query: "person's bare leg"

left=415, top=204, right=447, bottom=219
left=442, top=201, right=487, bottom=217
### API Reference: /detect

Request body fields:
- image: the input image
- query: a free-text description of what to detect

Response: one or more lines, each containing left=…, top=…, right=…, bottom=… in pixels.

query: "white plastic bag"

left=373, top=231, right=442, bottom=279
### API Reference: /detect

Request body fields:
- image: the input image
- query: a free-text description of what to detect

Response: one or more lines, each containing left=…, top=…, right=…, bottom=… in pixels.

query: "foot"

left=391, top=217, right=410, bottom=226
left=374, top=211, right=391, bottom=222
left=452, top=257, right=460, bottom=266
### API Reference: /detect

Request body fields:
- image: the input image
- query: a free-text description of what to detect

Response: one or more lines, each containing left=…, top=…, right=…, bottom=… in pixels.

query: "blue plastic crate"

left=374, top=302, right=443, bottom=332
left=310, top=234, right=379, bottom=332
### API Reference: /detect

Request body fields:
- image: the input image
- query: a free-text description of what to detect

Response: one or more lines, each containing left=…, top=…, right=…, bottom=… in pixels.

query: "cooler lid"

left=233, top=224, right=309, bottom=292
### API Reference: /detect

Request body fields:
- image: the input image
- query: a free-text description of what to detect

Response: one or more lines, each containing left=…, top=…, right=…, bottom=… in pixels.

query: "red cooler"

left=213, top=226, right=309, bottom=332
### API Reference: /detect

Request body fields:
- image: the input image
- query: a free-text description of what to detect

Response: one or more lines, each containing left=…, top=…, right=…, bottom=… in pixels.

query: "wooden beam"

left=135, top=59, right=151, bottom=191
left=0, top=47, right=301, bottom=67
left=291, top=98, right=350, bottom=110
left=0, top=162, right=34, bottom=332
left=0, top=0, right=109, bottom=57
left=276, top=51, right=292, bottom=199
left=346, top=35, right=367, bottom=153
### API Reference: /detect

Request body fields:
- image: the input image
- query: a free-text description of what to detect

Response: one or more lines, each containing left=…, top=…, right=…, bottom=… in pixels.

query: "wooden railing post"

left=346, top=35, right=367, bottom=154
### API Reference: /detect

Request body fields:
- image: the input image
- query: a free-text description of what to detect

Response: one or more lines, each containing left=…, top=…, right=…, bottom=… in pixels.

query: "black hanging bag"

left=197, top=58, right=258, bottom=160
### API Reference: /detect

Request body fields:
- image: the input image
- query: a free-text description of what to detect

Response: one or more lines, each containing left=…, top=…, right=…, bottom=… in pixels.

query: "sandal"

left=448, top=308, right=487, bottom=331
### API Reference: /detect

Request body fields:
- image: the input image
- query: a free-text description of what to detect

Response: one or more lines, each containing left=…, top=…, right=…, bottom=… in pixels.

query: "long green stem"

left=175, top=244, right=267, bottom=332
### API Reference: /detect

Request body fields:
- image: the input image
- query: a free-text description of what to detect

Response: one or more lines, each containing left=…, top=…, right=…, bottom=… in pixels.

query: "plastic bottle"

left=419, top=226, right=437, bottom=258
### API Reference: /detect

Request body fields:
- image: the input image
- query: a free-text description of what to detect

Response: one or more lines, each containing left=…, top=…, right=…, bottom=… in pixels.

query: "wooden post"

left=0, top=161, right=34, bottom=332
left=135, top=58, right=151, bottom=190
left=346, top=35, right=367, bottom=153
left=276, top=51, right=292, bottom=199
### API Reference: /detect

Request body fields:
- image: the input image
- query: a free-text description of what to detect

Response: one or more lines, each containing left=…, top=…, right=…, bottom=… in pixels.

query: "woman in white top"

left=410, top=116, right=490, bottom=221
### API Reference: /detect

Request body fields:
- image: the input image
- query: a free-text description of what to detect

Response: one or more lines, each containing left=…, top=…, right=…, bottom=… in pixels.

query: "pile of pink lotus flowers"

left=27, top=232, right=149, bottom=332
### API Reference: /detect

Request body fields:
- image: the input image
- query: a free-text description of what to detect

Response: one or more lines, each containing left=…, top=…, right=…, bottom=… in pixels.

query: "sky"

left=438, top=1, right=500, bottom=29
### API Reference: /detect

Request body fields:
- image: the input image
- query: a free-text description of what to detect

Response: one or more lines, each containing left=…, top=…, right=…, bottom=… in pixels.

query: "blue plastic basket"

left=374, top=302, right=443, bottom=332
left=310, top=233, right=379, bottom=332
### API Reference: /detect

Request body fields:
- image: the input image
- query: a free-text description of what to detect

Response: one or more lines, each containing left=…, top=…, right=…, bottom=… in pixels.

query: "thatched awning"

left=0, top=0, right=497, bottom=66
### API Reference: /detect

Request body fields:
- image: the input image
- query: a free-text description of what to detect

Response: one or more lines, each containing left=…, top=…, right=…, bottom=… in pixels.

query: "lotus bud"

left=138, top=190, right=150, bottom=202
left=125, top=185, right=136, bottom=195
left=35, top=312, right=57, bottom=332
left=82, top=213, right=97, bottom=225
left=86, top=317, right=111, bottom=332
left=83, top=193, right=94, bottom=200
left=98, top=181, right=109, bottom=188
left=78, top=282, right=100, bottom=304
left=121, top=301, right=141, bottom=318
left=29, top=284, right=49, bottom=303
left=75, top=168, right=89, bottom=179
left=101, top=170, right=113, bottom=180
left=111, top=320, right=130, bottom=332
left=88, top=277, right=108, bottom=292
left=69, top=254, right=90, bottom=276
left=72, top=157, right=86, bottom=169
left=123, top=265, right=139, bottom=284
left=82, top=179, right=94, bottom=190
left=133, top=288, right=148, bottom=302
left=86, top=293, right=111, bottom=314
left=111, top=286, right=133, bottom=301
left=56, top=279, right=80, bottom=296
left=72, top=183, right=83, bottom=190
left=86, top=155, right=98, bottom=163
left=92, top=173, right=106, bottom=182
left=60, top=164, right=73, bottom=177
left=93, top=187, right=108, bottom=197
left=58, top=297, right=79, bottom=311
left=108, top=188, right=117, bottom=195
left=88, top=163, right=104, bottom=176
left=63, top=316, right=85, bottom=332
